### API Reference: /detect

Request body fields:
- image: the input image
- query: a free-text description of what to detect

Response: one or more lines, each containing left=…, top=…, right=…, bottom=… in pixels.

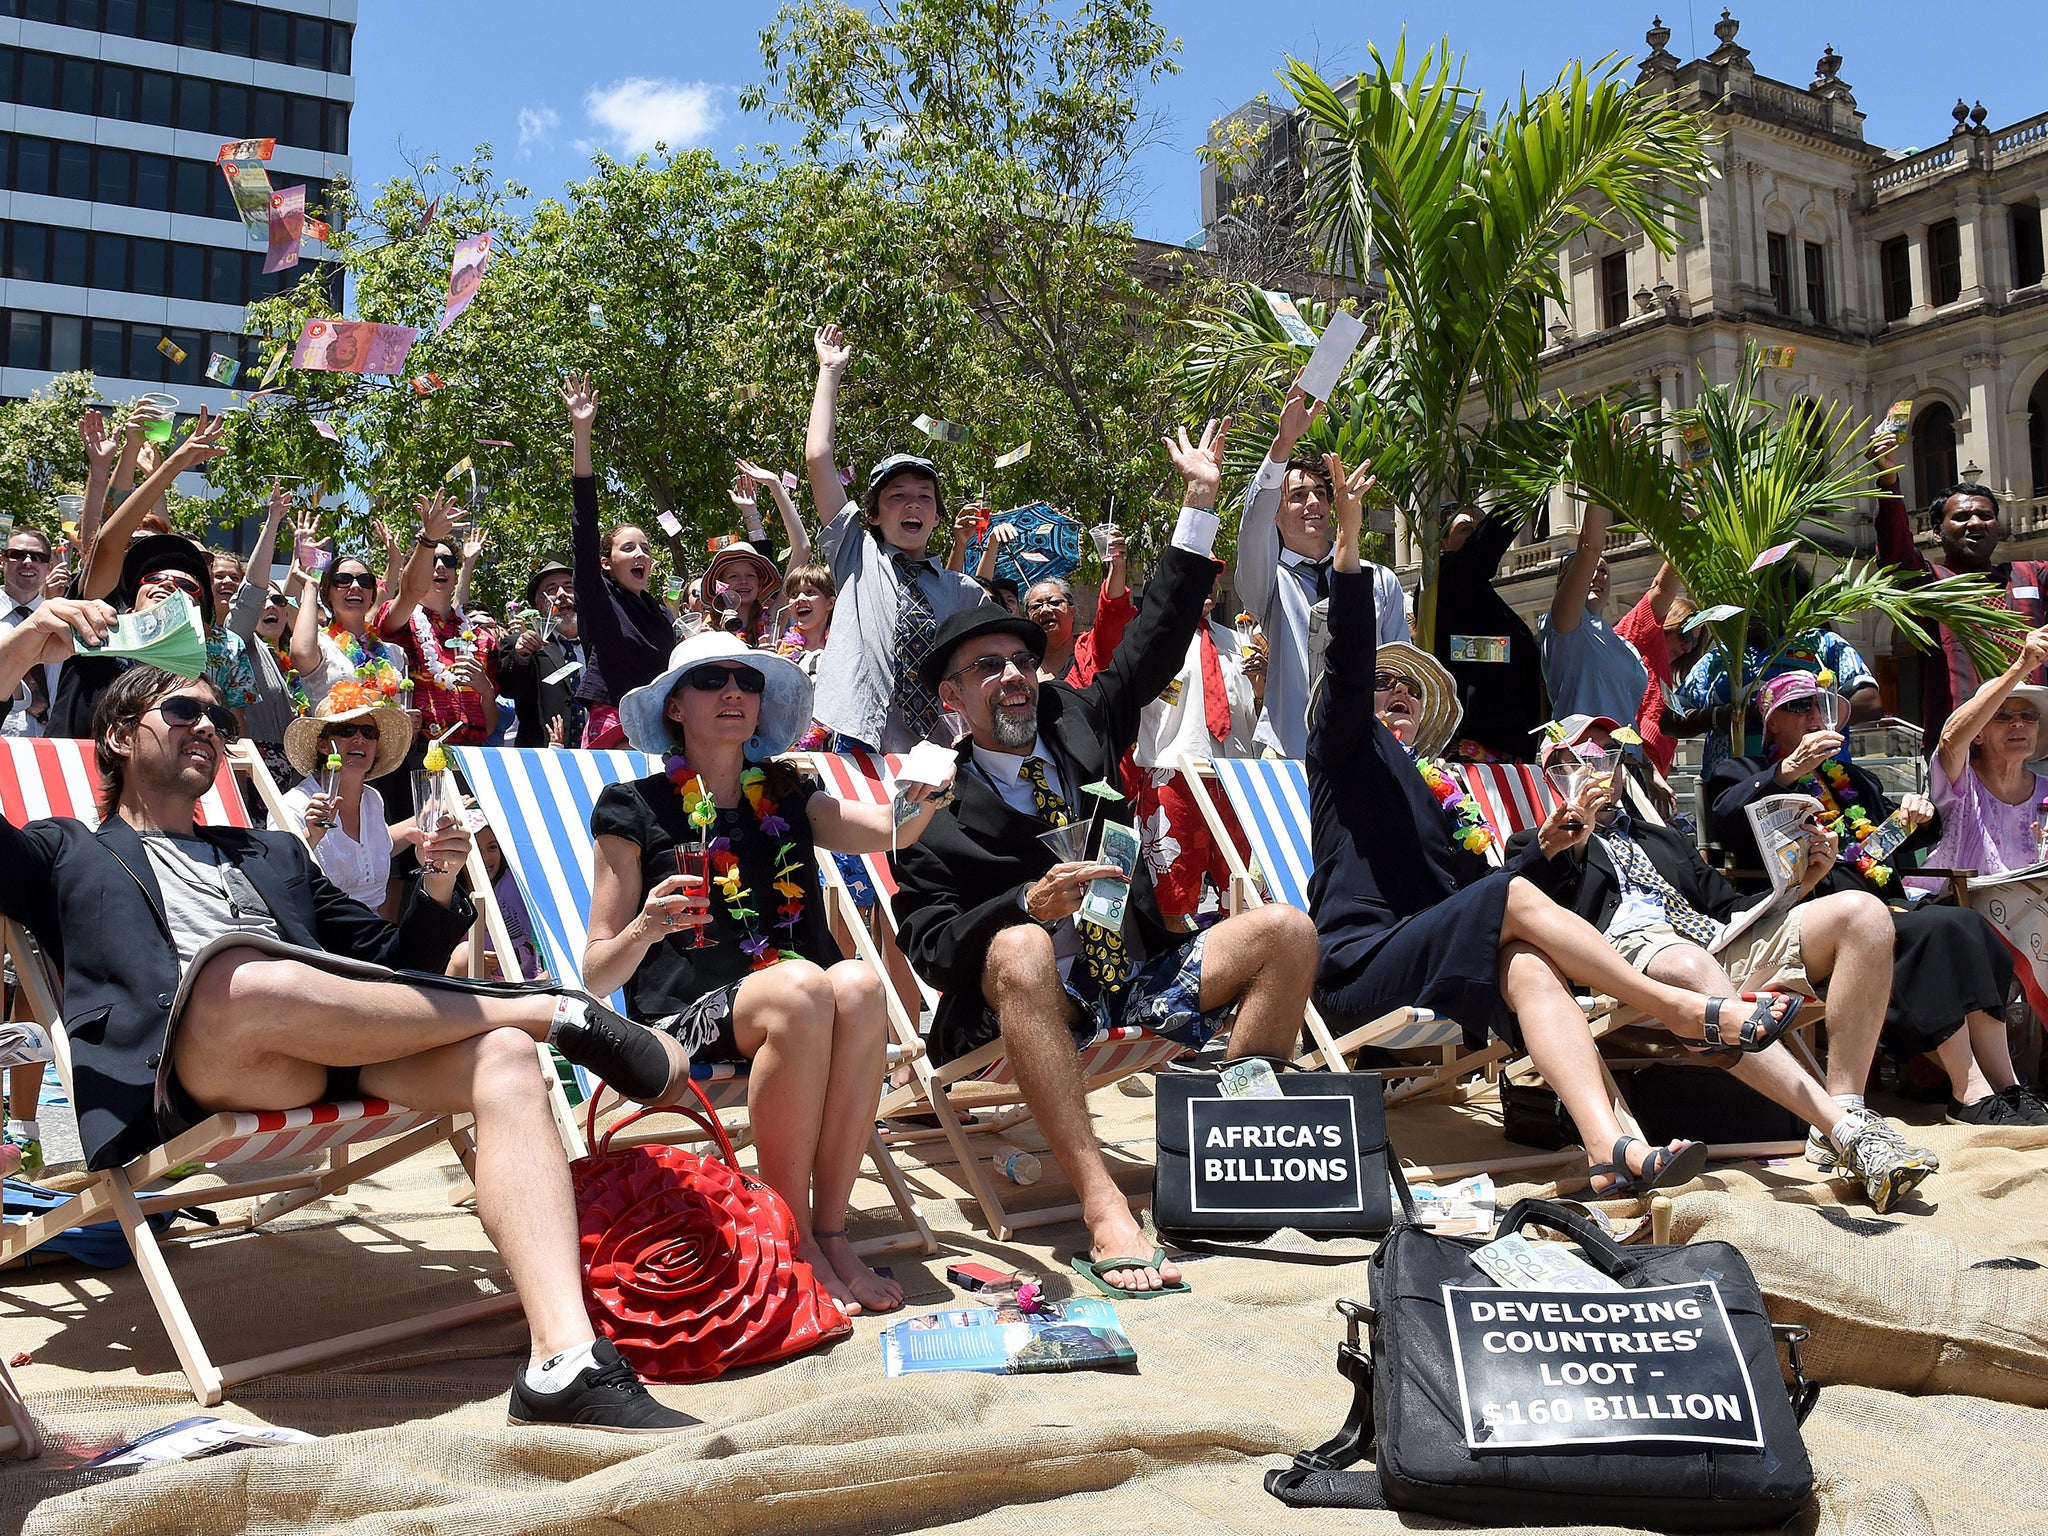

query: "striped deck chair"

left=1179, top=755, right=1471, bottom=1085
left=810, top=749, right=1328, bottom=1240
left=1458, top=763, right=1559, bottom=858
left=453, top=746, right=935, bottom=1257
left=0, top=736, right=523, bottom=1407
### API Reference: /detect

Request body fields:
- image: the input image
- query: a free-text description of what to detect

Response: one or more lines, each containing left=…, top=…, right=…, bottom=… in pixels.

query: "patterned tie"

left=1020, top=755, right=1131, bottom=997
left=889, top=553, right=945, bottom=741
left=1603, top=831, right=1721, bottom=946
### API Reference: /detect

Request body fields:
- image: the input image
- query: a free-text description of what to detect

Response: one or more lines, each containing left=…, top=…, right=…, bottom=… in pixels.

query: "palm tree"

left=1499, top=350, right=2027, bottom=752
left=1179, top=36, right=1714, bottom=647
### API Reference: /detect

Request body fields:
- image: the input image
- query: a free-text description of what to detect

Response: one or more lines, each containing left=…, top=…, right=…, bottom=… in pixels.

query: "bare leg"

left=1935, top=1011, right=2018, bottom=1103
left=1192, top=905, right=1318, bottom=1059
left=363, top=1029, right=593, bottom=1362
left=1643, top=946, right=1838, bottom=1131
left=812, top=961, right=902, bottom=1313
left=1783, top=891, right=1894, bottom=1098
left=982, top=926, right=1179, bottom=1293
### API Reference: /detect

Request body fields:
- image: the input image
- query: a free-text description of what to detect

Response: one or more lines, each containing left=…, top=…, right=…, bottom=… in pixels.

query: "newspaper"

left=1743, top=793, right=1823, bottom=903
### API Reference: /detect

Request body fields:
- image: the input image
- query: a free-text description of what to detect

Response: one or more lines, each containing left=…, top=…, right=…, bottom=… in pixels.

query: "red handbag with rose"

left=572, top=1081, right=851, bottom=1383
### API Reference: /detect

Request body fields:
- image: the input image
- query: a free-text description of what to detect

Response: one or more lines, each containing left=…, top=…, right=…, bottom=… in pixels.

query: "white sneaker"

left=1828, top=1110, right=1939, bottom=1213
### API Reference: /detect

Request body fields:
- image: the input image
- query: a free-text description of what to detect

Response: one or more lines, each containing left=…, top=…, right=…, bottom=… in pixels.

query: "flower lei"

left=411, top=605, right=478, bottom=691
left=1789, top=757, right=1889, bottom=886
left=664, top=754, right=807, bottom=969
left=1416, top=755, right=1496, bottom=854
left=273, top=622, right=410, bottom=718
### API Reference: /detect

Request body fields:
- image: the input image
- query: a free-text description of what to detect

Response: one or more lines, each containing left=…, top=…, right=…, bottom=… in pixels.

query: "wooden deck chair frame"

left=450, top=746, right=935, bottom=1259
left=0, top=739, right=521, bottom=1407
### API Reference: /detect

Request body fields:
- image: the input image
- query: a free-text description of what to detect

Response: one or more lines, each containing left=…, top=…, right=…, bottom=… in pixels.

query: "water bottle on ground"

left=993, top=1143, right=1041, bottom=1185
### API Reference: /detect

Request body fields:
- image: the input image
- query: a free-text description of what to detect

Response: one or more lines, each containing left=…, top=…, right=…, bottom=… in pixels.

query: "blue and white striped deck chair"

left=454, top=747, right=935, bottom=1256
left=1181, top=755, right=1478, bottom=1094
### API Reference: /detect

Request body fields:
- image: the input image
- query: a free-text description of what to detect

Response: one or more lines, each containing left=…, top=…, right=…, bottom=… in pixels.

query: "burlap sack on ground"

left=3, top=1091, right=2045, bottom=1535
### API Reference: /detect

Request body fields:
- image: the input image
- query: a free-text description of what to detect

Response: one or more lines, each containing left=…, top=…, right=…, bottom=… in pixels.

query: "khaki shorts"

left=1610, top=907, right=1817, bottom=999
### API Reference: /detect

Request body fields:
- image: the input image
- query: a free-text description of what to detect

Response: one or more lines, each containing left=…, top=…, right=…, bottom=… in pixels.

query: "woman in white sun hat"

left=280, top=678, right=414, bottom=915
left=581, top=631, right=955, bottom=1317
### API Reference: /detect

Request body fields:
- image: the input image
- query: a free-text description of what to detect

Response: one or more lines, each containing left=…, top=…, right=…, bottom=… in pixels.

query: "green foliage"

left=0, top=371, right=107, bottom=530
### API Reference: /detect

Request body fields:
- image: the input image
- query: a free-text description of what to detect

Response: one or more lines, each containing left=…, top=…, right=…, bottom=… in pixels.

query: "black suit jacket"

left=1506, top=815, right=1768, bottom=932
left=1707, top=754, right=1941, bottom=899
left=892, top=543, right=1215, bottom=1064
left=499, top=632, right=588, bottom=748
left=0, top=812, right=473, bottom=1169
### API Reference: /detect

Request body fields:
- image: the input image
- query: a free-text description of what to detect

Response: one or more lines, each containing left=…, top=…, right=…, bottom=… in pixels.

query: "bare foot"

left=1587, top=1137, right=1698, bottom=1195
left=1086, top=1204, right=1179, bottom=1294
left=818, top=1231, right=903, bottom=1313
left=797, top=1235, right=861, bottom=1317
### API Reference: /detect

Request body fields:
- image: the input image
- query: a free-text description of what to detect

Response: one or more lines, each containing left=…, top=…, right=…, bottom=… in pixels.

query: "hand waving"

left=79, top=409, right=116, bottom=471
left=1272, top=384, right=1323, bottom=456
left=1162, top=417, right=1232, bottom=511
left=560, top=371, right=598, bottom=430
left=416, top=489, right=466, bottom=545
left=814, top=323, right=852, bottom=373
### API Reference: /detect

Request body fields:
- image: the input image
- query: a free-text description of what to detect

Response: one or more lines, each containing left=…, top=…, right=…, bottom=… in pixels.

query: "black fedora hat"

left=523, top=559, right=574, bottom=606
left=119, top=533, right=215, bottom=627
left=919, top=603, right=1047, bottom=691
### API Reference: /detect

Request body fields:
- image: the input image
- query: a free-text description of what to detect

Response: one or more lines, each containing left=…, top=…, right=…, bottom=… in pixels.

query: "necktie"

left=1604, top=831, right=1720, bottom=946
left=1198, top=626, right=1232, bottom=744
left=1287, top=555, right=1332, bottom=603
left=889, top=552, right=945, bottom=741
left=1020, top=755, right=1131, bottom=998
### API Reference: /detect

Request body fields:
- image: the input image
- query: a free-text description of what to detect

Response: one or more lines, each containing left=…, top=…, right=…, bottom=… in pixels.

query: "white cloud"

left=516, top=104, right=560, bottom=157
left=582, top=78, right=724, bottom=155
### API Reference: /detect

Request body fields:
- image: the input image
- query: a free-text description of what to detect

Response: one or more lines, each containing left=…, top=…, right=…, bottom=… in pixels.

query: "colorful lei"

left=1417, top=755, right=1496, bottom=854
left=273, top=621, right=411, bottom=718
left=663, top=755, right=807, bottom=970
left=1784, top=755, right=1889, bottom=886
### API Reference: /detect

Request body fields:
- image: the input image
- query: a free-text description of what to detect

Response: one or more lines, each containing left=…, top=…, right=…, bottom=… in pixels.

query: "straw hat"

left=615, top=631, right=813, bottom=759
left=283, top=678, right=413, bottom=780
left=703, top=544, right=782, bottom=611
left=1373, top=641, right=1463, bottom=759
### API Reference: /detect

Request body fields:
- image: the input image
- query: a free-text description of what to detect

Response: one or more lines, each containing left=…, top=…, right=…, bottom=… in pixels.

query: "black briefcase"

left=1152, top=1059, right=1394, bottom=1243
left=1268, top=1193, right=1818, bottom=1531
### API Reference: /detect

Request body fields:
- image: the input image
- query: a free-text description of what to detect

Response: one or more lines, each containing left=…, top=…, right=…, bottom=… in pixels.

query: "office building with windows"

left=0, top=0, right=351, bottom=415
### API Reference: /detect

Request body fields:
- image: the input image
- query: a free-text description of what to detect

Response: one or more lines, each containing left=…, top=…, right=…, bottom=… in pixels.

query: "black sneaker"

left=1946, top=1093, right=2027, bottom=1127
left=1996, top=1083, right=2048, bottom=1127
left=551, top=991, right=680, bottom=1101
left=507, top=1339, right=700, bottom=1433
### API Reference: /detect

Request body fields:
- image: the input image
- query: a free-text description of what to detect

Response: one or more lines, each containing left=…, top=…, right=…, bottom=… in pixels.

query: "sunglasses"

left=154, top=694, right=238, bottom=739
left=682, top=665, right=765, bottom=694
left=3, top=549, right=49, bottom=564
left=433, top=554, right=461, bottom=569
left=1992, top=707, right=2041, bottom=726
left=328, top=570, right=377, bottom=589
left=1776, top=697, right=1822, bottom=716
left=1373, top=671, right=1420, bottom=696
left=263, top=590, right=292, bottom=607
left=141, top=569, right=203, bottom=598
left=948, top=650, right=1039, bottom=684
left=320, top=722, right=379, bottom=742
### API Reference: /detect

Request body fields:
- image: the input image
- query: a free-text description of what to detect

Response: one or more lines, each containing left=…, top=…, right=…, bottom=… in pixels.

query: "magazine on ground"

left=880, top=1299, right=1136, bottom=1376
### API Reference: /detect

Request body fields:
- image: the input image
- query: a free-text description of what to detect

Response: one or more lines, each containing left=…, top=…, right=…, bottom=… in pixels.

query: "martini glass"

left=1812, top=691, right=1848, bottom=732
left=1037, top=824, right=1092, bottom=865
left=1543, top=744, right=1615, bottom=810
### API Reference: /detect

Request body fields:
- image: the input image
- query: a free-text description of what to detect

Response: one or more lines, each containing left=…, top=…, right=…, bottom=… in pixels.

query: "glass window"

left=253, top=89, right=285, bottom=140
left=172, top=158, right=210, bottom=216
left=16, top=54, right=55, bottom=112
left=324, top=102, right=348, bottom=155
left=217, top=1, right=249, bottom=56
left=255, top=8, right=287, bottom=63
left=1766, top=232, right=1791, bottom=313
left=51, top=227, right=84, bottom=283
left=171, top=242, right=204, bottom=299
left=1803, top=241, right=1827, bottom=325
left=292, top=16, right=324, bottom=70
left=89, top=230, right=126, bottom=290
left=213, top=82, right=248, bottom=136
left=327, top=22, right=351, bottom=74
left=175, top=77, right=211, bottom=133
left=1881, top=236, right=1912, bottom=321
left=207, top=245, right=242, bottom=304
left=23, top=0, right=61, bottom=23
left=8, top=312, right=44, bottom=372
left=48, top=313, right=82, bottom=372
left=2010, top=204, right=2043, bottom=290
left=15, top=138, right=52, bottom=196
left=138, top=70, right=173, bottom=126
left=134, top=152, right=168, bottom=210
left=170, top=327, right=202, bottom=384
left=89, top=318, right=124, bottom=377
left=7, top=225, right=46, bottom=282
left=128, top=326, right=164, bottom=382
left=1599, top=252, right=1629, bottom=329
left=63, top=0, right=101, bottom=24
left=1913, top=402, right=1959, bottom=502
left=0, top=137, right=11, bottom=193
left=99, top=63, right=136, bottom=120
left=130, top=236, right=165, bottom=294
left=58, top=57, right=93, bottom=114
left=210, top=166, right=236, bottom=219
left=54, top=142, right=89, bottom=201
left=103, top=0, right=137, bottom=34
left=289, top=95, right=319, bottom=149
left=180, top=0, right=215, bottom=49
left=95, top=147, right=131, bottom=204
left=138, top=0, right=174, bottom=43
left=1929, top=219, right=1963, bottom=307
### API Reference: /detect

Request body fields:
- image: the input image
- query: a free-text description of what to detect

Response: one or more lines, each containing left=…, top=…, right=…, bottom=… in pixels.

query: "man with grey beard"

left=892, top=419, right=1317, bottom=1299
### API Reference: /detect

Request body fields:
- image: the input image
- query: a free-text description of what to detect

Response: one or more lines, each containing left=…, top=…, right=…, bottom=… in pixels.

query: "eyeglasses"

left=433, top=554, right=461, bottom=569
left=3, top=549, right=49, bottom=564
left=1777, top=697, right=1822, bottom=716
left=947, top=650, right=1039, bottom=685
left=682, top=665, right=765, bottom=694
left=141, top=569, right=203, bottom=598
left=1373, top=671, right=1420, bottom=697
left=328, top=570, right=377, bottom=590
left=1026, top=595, right=1070, bottom=613
left=263, top=590, right=292, bottom=607
left=1992, top=707, right=2041, bottom=725
left=153, top=694, right=238, bottom=739
left=321, top=722, right=379, bottom=742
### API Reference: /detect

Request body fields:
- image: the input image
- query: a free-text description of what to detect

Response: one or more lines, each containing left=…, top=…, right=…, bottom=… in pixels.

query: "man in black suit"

left=500, top=560, right=587, bottom=748
left=0, top=605, right=696, bottom=1430
left=893, top=419, right=1316, bottom=1298
left=1522, top=716, right=1938, bottom=1211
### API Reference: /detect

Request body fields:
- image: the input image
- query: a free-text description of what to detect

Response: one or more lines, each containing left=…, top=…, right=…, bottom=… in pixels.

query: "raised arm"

left=288, top=523, right=327, bottom=681
left=75, top=409, right=119, bottom=553
left=1548, top=502, right=1610, bottom=635
left=975, top=521, right=1018, bottom=580
left=376, top=492, right=464, bottom=637
left=228, top=479, right=292, bottom=644
left=1644, top=559, right=1684, bottom=625
left=1937, top=625, right=2048, bottom=784
left=1311, top=451, right=1382, bottom=761
left=81, top=410, right=227, bottom=601
left=945, top=505, right=977, bottom=572
left=1235, top=384, right=1321, bottom=617
left=1867, top=432, right=1927, bottom=575
left=805, top=324, right=851, bottom=522
left=454, top=526, right=487, bottom=614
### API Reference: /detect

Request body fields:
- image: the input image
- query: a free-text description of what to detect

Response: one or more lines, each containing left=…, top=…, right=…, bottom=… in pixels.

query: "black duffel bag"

left=1267, top=1191, right=1819, bottom=1531
left=1152, top=1058, right=1394, bottom=1243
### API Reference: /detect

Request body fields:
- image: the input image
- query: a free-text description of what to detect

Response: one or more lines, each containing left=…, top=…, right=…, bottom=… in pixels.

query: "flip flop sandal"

left=1689, top=991, right=1803, bottom=1055
left=1068, top=1247, right=1191, bottom=1300
left=1585, top=1136, right=1710, bottom=1198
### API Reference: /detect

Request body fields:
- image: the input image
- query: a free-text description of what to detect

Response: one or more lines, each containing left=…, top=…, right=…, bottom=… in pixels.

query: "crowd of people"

left=0, top=325, right=2042, bottom=1430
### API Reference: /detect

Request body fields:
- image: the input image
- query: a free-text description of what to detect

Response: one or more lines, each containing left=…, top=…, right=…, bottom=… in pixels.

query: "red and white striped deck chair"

left=1456, top=762, right=1559, bottom=859
left=0, top=737, right=523, bottom=1406
left=811, top=748, right=1225, bottom=1240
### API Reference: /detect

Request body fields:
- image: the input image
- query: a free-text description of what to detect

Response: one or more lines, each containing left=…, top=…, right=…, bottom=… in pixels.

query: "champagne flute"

left=676, top=846, right=714, bottom=950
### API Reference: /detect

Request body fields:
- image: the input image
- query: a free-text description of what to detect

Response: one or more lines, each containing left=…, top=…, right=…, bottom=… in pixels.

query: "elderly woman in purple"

left=1916, top=625, right=2048, bottom=888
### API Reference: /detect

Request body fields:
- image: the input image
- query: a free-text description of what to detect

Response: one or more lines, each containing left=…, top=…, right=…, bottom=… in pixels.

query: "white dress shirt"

left=1, top=593, right=58, bottom=738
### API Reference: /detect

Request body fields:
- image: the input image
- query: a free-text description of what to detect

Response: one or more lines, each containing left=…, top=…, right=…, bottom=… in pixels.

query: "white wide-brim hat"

left=616, top=631, right=814, bottom=758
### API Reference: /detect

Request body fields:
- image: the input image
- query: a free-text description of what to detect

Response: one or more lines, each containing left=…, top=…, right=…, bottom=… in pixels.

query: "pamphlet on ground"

left=1404, top=1172, right=1496, bottom=1235
left=880, top=1299, right=1135, bottom=1376
left=85, top=1415, right=318, bottom=1467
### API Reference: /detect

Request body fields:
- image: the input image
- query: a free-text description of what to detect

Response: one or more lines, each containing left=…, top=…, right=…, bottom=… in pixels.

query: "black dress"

left=1707, top=754, right=2010, bottom=1055
left=1310, top=567, right=1566, bottom=1051
left=591, top=770, right=837, bottom=1062
left=1428, top=511, right=1547, bottom=761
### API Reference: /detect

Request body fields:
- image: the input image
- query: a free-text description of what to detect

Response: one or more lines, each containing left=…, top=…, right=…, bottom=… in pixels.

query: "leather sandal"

left=1585, top=1136, right=1709, bottom=1197
left=1688, top=992, right=1803, bottom=1055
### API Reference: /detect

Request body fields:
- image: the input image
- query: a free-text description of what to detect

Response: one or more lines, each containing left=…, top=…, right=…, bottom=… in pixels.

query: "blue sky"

left=354, top=1, right=2046, bottom=246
